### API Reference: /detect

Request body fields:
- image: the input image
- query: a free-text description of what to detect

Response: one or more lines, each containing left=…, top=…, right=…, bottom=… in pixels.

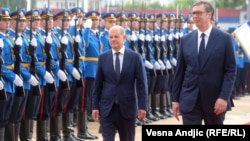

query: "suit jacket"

left=92, top=48, right=148, bottom=119
left=171, top=27, right=237, bottom=113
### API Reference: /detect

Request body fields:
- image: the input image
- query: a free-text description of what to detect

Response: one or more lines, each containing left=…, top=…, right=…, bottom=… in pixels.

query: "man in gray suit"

left=92, top=25, right=148, bottom=141
left=171, top=0, right=236, bottom=125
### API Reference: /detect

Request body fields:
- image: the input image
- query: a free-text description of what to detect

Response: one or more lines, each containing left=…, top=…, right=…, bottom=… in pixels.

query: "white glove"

left=75, top=35, right=81, bottom=43
left=174, top=32, right=179, bottom=39
left=165, top=60, right=172, bottom=69
left=170, top=58, right=177, bottom=66
left=84, top=19, right=92, bottom=28
left=0, top=38, right=3, bottom=48
left=168, top=34, right=173, bottom=40
left=46, top=35, right=53, bottom=44
left=61, top=36, right=68, bottom=45
left=158, top=60, right=166, bottom=70
left=15, top=36, right=23, bottom=46
left=154, top=35, right=159, bottom=41
left=13, top=75, right=23, bottom=87
left=160, top=35, right=166, bottom=42
left=145, top=34, right=151, bottom=41
left=126, top=35, right=131, bottom=41
left=28, top=75, right=39, bottom=86
left=130, top=33, right=137, bottom=41
left=180, top=32, right=183, bottom=38
left=139, top=34, right=145, bottom=41
left=31, top=37, right=37, bottom=47
left=144, top=60, right=154, bottom=69
left=57, top=69, right=67, bottom=82
left=0, top=80, right=4, bottom=90
left=71, top=68, right=81, bottom=80
left=43, top=71, right=54, bottom=84
left=154, top=61, right=161, bottom=70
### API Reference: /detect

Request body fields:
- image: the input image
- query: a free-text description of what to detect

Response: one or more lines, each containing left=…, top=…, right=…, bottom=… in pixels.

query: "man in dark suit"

left=92, top=25, right=148, bottom=141
left=171, top=0, right=237, bottom=125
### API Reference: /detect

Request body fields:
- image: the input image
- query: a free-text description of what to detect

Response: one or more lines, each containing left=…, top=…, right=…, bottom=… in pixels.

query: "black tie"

left=115, top=52, right=120, bottom=79
left=199, top=33, right=205, bottom=64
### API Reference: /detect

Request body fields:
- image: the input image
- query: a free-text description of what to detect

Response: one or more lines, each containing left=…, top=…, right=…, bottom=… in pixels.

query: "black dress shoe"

left=72, top=134, right=85, bottom=141
left=87, top=115, right=94, bottom=122
left=63, top=134, right=77, bottom=141
left=136, top=118, right=143, bottom=126
left=78, top=131, right=98, bottom=140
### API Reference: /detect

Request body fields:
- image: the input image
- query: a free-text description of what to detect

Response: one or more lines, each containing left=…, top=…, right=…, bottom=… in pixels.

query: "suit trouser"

left=100, top=103, right=135, bottom=141
left=182, top=94, right=226, bottom=125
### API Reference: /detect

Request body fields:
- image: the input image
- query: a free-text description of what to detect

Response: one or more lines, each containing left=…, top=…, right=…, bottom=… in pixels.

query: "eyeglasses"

left=191, top=11, right=207, bottom=17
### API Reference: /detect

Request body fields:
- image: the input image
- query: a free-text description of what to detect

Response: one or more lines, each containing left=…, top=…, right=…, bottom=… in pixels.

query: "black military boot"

left=160, top=94, right=172, bottom=117
left=5, top=123, right=15, bottom=141
left=62, top=113, right=77, bottom=141
left=152, top=94, right=167, bottom=119
left=19, top=120, right=31, bottom=141
left=166, top=91, right=173, bottom=116
left=50, top=116, right=62, bottom=141
left=15, top=123, right=21, bottom=141
left=77, top=111, right=98, bottom=140
left=0, top=127, right=5, bottom=141
left=146, top=95, right=159, bottom=121
left=37, top=120, right=49, bottom=141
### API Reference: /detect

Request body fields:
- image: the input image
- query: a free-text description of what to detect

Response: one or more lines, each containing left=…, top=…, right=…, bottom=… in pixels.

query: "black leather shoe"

left=72, top=134, right=85, bottom=141
left=78, top=131, right=98, bottom=140
left=63, top=134, right=77, bottom=141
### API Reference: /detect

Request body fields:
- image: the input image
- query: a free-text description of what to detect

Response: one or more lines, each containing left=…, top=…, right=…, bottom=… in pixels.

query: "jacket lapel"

left=118, top=49, right=130, bottom=82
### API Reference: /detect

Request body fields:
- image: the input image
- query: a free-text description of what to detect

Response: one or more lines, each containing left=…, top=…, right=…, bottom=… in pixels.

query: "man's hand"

left=214, top=98, right=227, bottom=115
left=138, top=109, right=146, bottom=121
left=172, top=103, right=180, bottom=121
left=92, top=110, right=99, bottom=122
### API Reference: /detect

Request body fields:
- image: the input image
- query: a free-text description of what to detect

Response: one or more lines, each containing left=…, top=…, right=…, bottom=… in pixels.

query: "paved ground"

left=31, top=94, right=250, bottom=140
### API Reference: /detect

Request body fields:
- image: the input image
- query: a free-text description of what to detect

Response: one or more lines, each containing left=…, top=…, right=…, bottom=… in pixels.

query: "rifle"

left=28, top=9, right=42, bottom=96
left=173, top=15, right=179, bottom=59
left=137, top=13, right=144, bottom=56
left=158, top=14, right=168, bottom=76
left=0, top=37, right=7, bottom=101
left=152, top=13, right=162, bottom=76
left=59, top=10, right=70, bottom=91
left=45, top=8, right=57, bottom=92
left=14, top=7, right=26, bottom=97
left=166, top=14, right=174, bottom=75
left=144, top=14, right=156, bottom=76
left=73, top=7, right=84, bottom=88
left=129, top=14, right=136, bottom=52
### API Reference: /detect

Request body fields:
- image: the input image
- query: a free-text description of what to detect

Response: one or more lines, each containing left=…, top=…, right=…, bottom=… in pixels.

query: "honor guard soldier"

left=100, top=12, right=116, bottom=52
left=25, top=9, right=55, bottom=140
left=81, top=10, right=100, bottom=139
left=155, top=13, right=172, bottom=118
left=147, top=13, right=167, bottom=120
left=116, top=12, right=129, bottom=47
left=127, top=13, right=140, bottom=51
left=68, top=7, right=90, bottom=141
left=0, top=7, right=24, bottom=141
left=5, top=9, right=39, bottom=141
left=40, top=8, right=68, bottom=141
left=186, top=16, right=194, bottom=33
left=53, top=9, right=83, bottom=141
